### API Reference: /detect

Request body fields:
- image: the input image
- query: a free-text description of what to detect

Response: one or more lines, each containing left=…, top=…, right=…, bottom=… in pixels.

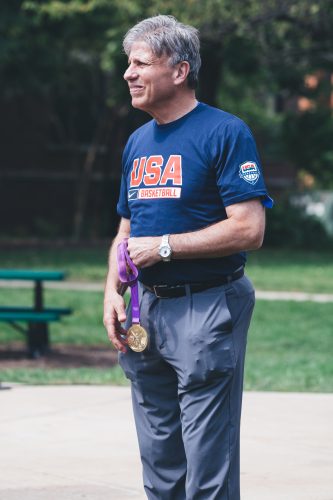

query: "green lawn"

left=0, top=287, right=332, bottom=391
left=0, top=287, right=124, bottom=385
left=246, top=248, right=333, bottom=294
left=245, top=300, right=333, bottom=392
left=1, top=246, right=333, bottom=293
left=0, top=247, right=110, bottom=282
left=0, top=288, right=107, bottom=346
left=0, top=366, right=127, bottom=385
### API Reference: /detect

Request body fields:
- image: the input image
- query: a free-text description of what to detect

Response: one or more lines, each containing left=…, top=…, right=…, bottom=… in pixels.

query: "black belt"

left=142, top=267, right=244, bottom=299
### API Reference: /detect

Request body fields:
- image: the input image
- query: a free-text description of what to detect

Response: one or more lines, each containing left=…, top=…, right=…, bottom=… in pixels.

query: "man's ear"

left=174, top=61, right=190, bottom=85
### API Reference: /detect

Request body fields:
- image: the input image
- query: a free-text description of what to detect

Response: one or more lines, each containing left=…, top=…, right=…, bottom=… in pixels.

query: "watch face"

left=160, top=247, right=171, bottom=257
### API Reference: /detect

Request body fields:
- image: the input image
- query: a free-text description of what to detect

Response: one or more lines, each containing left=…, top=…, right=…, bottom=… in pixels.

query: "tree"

left=1, top=0, right=333, bottom=238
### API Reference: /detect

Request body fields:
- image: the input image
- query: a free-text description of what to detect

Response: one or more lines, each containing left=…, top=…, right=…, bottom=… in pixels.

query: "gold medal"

left=127, top=324, right=149, bottom=352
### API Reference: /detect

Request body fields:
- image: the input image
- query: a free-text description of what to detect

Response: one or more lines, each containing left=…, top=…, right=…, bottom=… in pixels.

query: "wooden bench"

left=0, top=270, right=72, bottom=358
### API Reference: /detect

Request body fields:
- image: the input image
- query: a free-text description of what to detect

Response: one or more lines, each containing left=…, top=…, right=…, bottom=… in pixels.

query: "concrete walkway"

left=0, top=386, right=332, bottom=499
left=1, top=279, right=333, bottom=302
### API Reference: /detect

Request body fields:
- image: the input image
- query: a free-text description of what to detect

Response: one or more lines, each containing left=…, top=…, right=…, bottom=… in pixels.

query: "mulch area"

left=0, top=343, right=118, bottom=369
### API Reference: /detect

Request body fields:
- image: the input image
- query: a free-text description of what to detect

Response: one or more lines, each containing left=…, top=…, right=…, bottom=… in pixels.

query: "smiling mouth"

left=129, top=86, right=144, bottom=94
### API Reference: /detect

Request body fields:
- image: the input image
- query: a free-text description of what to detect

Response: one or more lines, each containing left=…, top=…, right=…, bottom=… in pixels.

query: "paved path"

left=0, top=386, right=332, bottom=500
left=1, top=279, right=333, bottom=302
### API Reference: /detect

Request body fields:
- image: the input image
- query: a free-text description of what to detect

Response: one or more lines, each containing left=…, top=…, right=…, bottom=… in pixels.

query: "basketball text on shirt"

left=128, top=155, right=182, bottom=200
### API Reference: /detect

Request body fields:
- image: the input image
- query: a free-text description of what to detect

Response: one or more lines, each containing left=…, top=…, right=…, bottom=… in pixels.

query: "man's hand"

left=103, top=290, right=128, bottom=353
left=127, top=236, right=162, bottom=268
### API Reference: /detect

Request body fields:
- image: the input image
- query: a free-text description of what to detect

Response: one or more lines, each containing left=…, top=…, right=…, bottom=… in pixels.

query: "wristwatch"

left=158, top=234, right=172, bottom=262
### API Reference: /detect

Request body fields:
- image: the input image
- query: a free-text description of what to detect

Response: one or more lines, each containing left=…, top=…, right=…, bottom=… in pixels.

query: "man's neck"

left=150, top=93, right=198, bottom=125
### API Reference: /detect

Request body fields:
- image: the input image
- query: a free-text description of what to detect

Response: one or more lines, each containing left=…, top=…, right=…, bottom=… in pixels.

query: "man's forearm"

left=127, top=199, right=265, bottom=268
left=103, top=218, right=130, bottom=353
left=105, top=236, right=124, bottom=296
left=104, top=219, right=131, bottom=298
left=170, top=213, right=263, bottom=259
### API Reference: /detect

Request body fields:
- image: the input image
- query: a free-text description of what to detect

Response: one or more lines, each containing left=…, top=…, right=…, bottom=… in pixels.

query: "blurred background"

left=1, top=0, right=333, bottom=245
left=0, top=0, right=332, bottom=390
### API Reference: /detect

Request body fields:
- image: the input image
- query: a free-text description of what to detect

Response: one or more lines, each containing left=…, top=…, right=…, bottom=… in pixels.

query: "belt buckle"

left=153, top=284, right=168, bottom=298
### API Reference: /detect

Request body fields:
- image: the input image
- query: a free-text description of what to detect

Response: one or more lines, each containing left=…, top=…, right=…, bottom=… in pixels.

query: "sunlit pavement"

left=0, top=385, right=332, bottom=499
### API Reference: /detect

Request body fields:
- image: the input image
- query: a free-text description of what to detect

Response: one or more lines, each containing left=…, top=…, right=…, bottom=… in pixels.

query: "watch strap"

left=161, top=234, right=170, bottom=247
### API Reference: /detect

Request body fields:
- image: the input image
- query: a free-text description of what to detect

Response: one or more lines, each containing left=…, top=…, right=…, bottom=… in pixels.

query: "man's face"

left=124, top=41, right=179, bottom=115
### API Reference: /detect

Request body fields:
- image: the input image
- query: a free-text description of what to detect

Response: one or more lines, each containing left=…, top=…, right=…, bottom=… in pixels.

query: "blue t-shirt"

left=117, top=102, right=273, bottom=285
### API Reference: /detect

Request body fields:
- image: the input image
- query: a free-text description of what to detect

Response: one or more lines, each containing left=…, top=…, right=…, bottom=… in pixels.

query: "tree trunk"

left=72, top=111, right=107, bottom=242
left=199, top=40, right=224, bottom=107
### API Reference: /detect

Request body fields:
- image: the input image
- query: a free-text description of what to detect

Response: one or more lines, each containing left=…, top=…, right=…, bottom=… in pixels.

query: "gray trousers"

left=119, top=275, right=255, bottom=500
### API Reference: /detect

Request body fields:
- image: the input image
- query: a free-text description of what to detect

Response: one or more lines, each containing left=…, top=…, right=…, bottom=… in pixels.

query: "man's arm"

left=127, top=198, right=265, bottom=268
left=103, top=217, right=131, bottom=352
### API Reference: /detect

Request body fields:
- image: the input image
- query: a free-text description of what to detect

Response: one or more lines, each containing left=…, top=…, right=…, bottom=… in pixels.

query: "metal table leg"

left=27, top=280, right=50, bottom=358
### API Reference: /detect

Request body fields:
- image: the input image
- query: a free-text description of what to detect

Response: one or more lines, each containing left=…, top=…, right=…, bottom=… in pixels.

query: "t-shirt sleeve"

left=116, top=139, right=132, bottom=218
left=215, top=119, right=273, bottom=208
left=116, top=172, right=130, bottom=218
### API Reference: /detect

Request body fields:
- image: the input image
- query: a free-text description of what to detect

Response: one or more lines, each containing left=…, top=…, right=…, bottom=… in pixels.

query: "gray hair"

left=123, top=15, right=201, bottom=89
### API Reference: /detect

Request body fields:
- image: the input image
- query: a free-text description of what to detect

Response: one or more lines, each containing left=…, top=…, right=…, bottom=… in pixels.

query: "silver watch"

left=158, top=234, right=172, bottom=262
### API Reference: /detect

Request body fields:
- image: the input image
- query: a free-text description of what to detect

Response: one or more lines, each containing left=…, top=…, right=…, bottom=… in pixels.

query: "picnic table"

left=0, top=269, right=72, bottom=358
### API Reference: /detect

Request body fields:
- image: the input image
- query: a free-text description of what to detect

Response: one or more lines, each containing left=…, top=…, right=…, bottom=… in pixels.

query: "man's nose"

left=124, top=65, right=137, bottom=81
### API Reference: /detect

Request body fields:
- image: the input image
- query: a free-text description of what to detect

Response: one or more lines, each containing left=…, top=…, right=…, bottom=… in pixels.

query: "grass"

left=0, top=288, right=108, bottom=346
left=0, top=365, right=127, bottom=385
left=1, top=246, right=333, bottom=293
left=246, top=248, right=333, bottom=293
left=0, top=247, right=110, bottom=282
left=0, top=287, right=128, bottom=385
left=0, top=247, right=332, bottom=389
left=245, top=300, right=333, bottom=392
left=0, top=287, right=332, bottom=391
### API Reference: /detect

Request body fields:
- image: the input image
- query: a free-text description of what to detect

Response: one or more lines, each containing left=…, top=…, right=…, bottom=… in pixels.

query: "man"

left=104, top=14, right=273, bottom=500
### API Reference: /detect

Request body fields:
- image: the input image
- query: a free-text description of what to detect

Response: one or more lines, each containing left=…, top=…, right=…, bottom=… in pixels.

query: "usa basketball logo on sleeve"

left=239, top=161, right=260, bottom=185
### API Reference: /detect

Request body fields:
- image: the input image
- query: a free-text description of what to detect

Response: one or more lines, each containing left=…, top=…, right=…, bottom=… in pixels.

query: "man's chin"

left=131, top=97, right=147, bottom=112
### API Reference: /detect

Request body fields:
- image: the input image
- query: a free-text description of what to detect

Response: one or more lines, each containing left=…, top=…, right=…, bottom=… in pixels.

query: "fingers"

left=103, top=295, right=128, bottom=353
left=127, top=236, right=161, bottom=268
left=126, top=238, right=140, bottom=266
left=107, top=322, right=128, bottom=353
left=114, top=301, right=126, bottom=323
left=104, top=316, right=127, bottom=353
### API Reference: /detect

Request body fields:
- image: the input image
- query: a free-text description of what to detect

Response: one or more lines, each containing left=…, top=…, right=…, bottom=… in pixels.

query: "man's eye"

left=127, top=60, right=149, bottom=68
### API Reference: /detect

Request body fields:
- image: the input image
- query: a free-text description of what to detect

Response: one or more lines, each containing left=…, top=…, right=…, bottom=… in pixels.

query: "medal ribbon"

left=117, top=239, right=140, bottom=324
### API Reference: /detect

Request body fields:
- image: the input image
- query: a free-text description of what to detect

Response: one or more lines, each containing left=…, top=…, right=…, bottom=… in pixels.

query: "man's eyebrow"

left=128, top=56, right=149, bottom=64
left=128, top=54, right=161, bottom=65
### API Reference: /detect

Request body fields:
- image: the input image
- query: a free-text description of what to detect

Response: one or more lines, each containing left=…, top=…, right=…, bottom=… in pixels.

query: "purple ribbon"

left=117, top=239, right=140, bottom=324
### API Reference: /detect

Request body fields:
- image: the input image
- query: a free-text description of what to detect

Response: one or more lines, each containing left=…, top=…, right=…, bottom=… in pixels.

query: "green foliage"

left=264, top=197, right=333, bottom=249
left=283, top=110, right=333, bottom=188
left=3, top=0, right=332, bottom=103
left=1, top=0, right=333, bottom=238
